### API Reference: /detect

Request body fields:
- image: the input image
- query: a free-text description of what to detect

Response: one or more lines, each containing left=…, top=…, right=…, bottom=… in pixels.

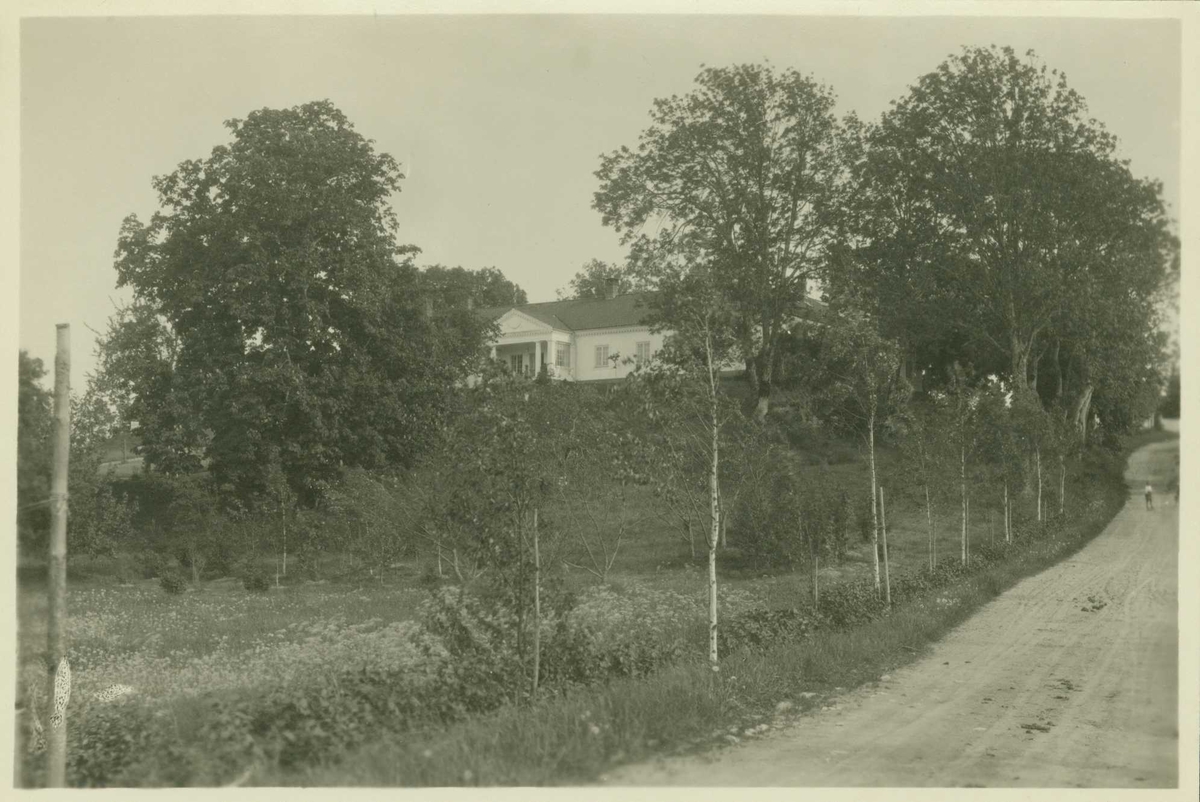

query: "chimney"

left=605, top=277, right=619, bottom=300
left=423, top=297, right=434, bottom=320
left=466, top=296, right=474, bottom=312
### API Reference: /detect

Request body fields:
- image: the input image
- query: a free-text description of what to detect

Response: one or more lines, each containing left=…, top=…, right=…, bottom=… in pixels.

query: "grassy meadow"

left=14, top=419, right=1171, bottom=787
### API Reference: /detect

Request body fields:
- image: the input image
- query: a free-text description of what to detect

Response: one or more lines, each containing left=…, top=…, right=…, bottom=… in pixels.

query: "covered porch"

left=491, top=335, right=573, bottom=380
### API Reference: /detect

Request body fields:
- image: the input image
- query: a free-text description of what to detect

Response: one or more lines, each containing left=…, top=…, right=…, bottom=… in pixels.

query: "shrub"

left=720, top=607, right=818, bottom=655
left=137, top=550, right=171, bottom=580
left=732, top=470, right=798, bottom=570
left=857, top=495, right=875, bottom=542
left=818, top=578, right=887, bottom=629
left=111, top=553, right=141, bottom=586
left=827, top=488, right=851, bottom=560
left=419, top=563, right=443, bottom=588
left=539, top=618, right=608, bottom=689
left=67, top=701, right=157, bottom=788
left=242, top=564, right=271, bottom=593
left=419, top=587, right=524, bottom=712
left=158, top=570, right=187, bottom=595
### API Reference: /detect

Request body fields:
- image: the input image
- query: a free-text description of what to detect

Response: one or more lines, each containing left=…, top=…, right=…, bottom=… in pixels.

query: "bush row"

left=722, top=496, right=1107, bottom=653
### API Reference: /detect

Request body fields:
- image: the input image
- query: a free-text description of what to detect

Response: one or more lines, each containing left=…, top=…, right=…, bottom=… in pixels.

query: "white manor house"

left=477, top=280, right=664, bottom=382
left=475, top=278, right=827, bottom=383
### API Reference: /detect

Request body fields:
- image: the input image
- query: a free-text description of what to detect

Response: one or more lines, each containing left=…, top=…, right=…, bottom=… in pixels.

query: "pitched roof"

left=478, top=291, right=827, bottom=333
left=478, top=291, right=659, bottom=332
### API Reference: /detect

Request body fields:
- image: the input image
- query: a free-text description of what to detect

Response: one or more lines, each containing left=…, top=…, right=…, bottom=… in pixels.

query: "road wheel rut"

left=605, top=438, right=1179, bottom=788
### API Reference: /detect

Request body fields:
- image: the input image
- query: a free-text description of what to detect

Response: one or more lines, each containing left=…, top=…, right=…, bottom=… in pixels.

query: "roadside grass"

left=270, top=433, right=1155, bottom=787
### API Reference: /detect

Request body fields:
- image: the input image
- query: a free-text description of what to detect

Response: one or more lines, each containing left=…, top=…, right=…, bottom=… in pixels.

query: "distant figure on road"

left=1144, top=482, right=1154, bottom=510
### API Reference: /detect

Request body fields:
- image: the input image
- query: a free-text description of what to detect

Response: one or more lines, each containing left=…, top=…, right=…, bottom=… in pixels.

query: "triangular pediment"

left=496, top=308, right=558, bottom=335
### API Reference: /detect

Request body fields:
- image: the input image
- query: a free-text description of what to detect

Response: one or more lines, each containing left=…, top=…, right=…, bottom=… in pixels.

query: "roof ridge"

left=517, top=290, right=656, bottom=308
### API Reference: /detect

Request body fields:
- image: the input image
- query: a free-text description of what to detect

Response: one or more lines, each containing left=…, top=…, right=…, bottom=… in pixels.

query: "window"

left=510, top=353, right=524, bottom=375
left=555, top=342, right=570, bottom=368
left=636, top=341, right=651, bottom=367
left=594, top=345, right=610, bottom=369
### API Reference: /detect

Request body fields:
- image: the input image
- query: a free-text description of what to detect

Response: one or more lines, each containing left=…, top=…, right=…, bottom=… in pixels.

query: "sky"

left=17, top=13, right=1183, bottom=391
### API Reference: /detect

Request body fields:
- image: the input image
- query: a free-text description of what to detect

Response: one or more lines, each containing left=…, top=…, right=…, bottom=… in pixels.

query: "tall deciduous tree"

left=595, top=63, right=848, bottom=421
left=419, top=264, right=528, bottom=308
left=102, top=101, right=490, bottom=503
left=17, top=352, right=53, bottom=549
left=844, top=45, right=1175, bottom=421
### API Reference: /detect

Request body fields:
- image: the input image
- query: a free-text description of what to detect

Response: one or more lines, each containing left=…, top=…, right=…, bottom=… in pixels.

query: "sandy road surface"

left=608, top=437, right=1179, bottom=788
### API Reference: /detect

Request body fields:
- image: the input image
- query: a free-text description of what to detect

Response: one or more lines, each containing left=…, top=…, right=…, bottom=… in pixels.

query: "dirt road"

left=608, top=437, right=1179, bottom=788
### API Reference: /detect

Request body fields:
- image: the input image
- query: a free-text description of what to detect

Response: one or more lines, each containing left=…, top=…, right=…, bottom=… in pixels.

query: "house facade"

left=476, top=280, right=826, bottom=383
left=477, top=284, right=666, bottom=382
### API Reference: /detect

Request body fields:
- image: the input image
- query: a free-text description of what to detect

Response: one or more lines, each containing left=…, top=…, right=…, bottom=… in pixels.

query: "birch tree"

left=630, top=246, right=742, bottom=668
left=803, top=311, right=909, bottom=594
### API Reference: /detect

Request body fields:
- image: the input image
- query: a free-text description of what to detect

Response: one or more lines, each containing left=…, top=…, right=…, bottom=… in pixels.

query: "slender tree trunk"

left=812, top=553, right=819, bottom=608
left=965, top=493, right=970, bottom=565
left=925, top=484, right=935, bottom=570
left=1071, top=385, right=1094, bottom=444
left=868, top=414, right=881, bottom=594
left=281, top=513, right=288, bottom=579
left=1050, top=339, right=1062, bottom=404
left=1036, top=448, right=1043, bottom=523
left=531, top=508, right=541, bottom=701
left=705, top=327, right=721, bottom=670
left=719, top=487, right=727, bottom=549
left=880, top=487, right=891, bottom=605
left=47, top=324, right=70, bottom=789
left=960, top=444, right=967, bottom=566
left=1060, top=458, right=1067, bottom=515
left=709, top=398, right=720, bottom=668
left=1004, top=480, right=1010, bottom=542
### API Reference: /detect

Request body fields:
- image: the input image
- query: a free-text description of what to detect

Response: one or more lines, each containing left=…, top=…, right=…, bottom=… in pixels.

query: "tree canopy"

left=419, top=264, right=527, bottom=308
left=101, top=100, right=492, bottom=502
left=594, top=63, right=849, bottom=420
left=835, top=46, right=1176, bottom=438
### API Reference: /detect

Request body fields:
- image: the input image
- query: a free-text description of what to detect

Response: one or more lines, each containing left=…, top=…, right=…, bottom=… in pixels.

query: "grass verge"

left=272, top=432, right=1166, bottom=787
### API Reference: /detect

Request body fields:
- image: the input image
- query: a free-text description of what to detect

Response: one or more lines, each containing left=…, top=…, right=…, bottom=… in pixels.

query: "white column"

left=535, top=340, right=542, bottom=376
left=490, top=345, right=496, bottom=361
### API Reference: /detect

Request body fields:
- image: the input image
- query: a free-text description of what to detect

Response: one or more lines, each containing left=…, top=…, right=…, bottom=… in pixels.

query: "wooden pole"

left=531, top=507, right=540, bottom=700
left=47, top=324, right=70, bottom=788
